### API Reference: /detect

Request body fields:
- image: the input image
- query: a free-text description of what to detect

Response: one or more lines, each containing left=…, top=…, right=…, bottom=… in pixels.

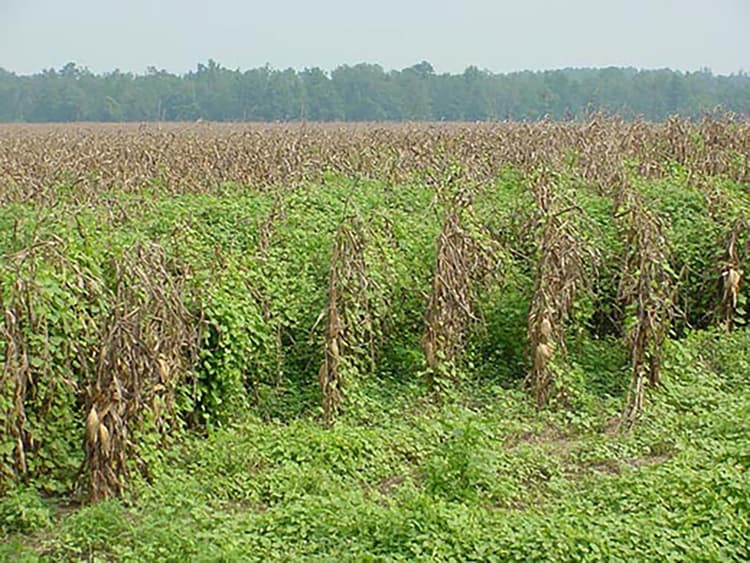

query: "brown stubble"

left=1, top=118, right=747, bottom=207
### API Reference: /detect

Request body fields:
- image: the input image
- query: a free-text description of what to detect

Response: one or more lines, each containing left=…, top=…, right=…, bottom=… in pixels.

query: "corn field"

left=0, top=117, right=748, bottom=501
left=1, top=118, right=749, bottom=204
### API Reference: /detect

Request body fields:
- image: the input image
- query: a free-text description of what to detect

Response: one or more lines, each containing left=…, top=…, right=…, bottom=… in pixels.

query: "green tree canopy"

left=0, top=62, right=748, bottom=122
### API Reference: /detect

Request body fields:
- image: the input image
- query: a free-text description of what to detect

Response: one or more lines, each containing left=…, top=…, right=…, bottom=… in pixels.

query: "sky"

left=0, top=0, right=748, bottom=76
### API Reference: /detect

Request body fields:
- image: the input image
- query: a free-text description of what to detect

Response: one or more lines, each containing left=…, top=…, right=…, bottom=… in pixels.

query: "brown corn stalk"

left=616, top=187, right=678, bottom=430
left=319, top=216, right=380, bottom=425
left=86, top=243, right=200, bottom=501
left=0, top=238, right=101, bottom=489
left=527, top=177, right=595, bottom=407
left=2, top=119, right=747, bottom=208
left=421, top=186, right=502, bottom=393
left=721, top=218, right=746, bottom=333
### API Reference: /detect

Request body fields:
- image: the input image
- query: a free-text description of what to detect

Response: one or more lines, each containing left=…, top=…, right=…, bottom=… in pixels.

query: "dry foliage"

left=86, top=243, right=200, bottom=501
left=721, top=219, right=746, bottom=333
left=526, top=175, right=596, bottom=407
left=2, top=117, right=749, bottom=498
left=319, top=216, right=383, bottom=425
left=1, top=118, right=748, bottom=206
left=0, top=238, right=102, bottom=485
left=421, top=185, right=502, bottom=392
left=616, top=187, right=678, bottom=430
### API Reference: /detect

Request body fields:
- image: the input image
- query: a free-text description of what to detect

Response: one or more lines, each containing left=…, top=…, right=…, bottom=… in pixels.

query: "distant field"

left=1, top=119, right=749, bottom=560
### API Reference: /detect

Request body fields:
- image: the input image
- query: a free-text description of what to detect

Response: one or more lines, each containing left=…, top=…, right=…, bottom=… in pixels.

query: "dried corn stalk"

left=2, top=119, right=748, bottom=207
left=319, top=216, right=382, bottom=425
left=527, top=177, right=594, bottom=407
left=616, top=188, right=677, bottom=430
left=86, top=243, right=200, bottom=501
left=421, top=186, right=502, bottom=393
left=0, top=238, right=100, bottom=487
left=721, top=218, right=746, bottom=333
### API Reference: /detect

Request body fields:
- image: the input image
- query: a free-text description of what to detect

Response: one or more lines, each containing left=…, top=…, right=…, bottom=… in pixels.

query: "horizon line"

left=1, top=61, right=747, bottom=79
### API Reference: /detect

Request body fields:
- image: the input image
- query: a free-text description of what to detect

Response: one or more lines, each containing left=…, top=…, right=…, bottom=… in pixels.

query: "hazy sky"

left=1, top=0, right=747, bottom=76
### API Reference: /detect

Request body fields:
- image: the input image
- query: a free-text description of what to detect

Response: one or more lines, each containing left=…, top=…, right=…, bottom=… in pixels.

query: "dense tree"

left=300, top=67, right=345, bottom=121
left=0, top=62, right=748, bottom=122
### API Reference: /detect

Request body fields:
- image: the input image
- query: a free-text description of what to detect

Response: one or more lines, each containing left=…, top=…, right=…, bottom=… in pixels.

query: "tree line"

left=0, top=60, right=748, bottom=122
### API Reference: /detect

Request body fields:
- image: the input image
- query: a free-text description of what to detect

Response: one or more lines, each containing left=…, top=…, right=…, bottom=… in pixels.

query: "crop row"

left=0, top=120, right=748, bottom=501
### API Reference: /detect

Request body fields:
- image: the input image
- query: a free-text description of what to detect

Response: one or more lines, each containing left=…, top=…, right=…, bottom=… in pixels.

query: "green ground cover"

left=1, top=170, right=749, bottom=560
